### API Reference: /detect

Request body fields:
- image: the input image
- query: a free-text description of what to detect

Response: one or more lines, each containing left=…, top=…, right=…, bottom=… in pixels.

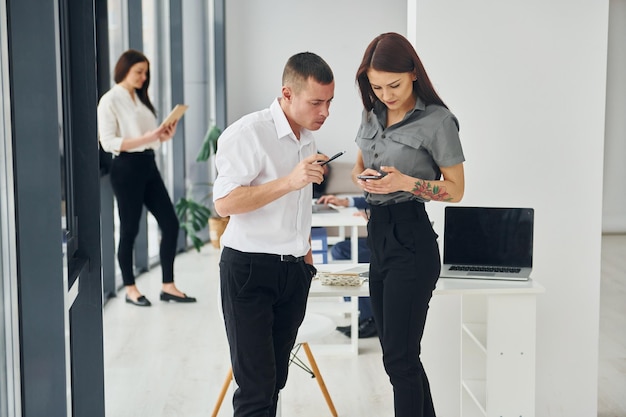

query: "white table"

left=309, top=263, right=370, bottom=355
left=311, top=207, right=367, bottom=263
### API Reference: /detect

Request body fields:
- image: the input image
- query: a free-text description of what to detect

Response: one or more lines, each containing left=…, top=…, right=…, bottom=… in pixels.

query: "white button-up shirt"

left=97, top=84, right=160, bottom=155
left=213, top=99, right=316, bottom=257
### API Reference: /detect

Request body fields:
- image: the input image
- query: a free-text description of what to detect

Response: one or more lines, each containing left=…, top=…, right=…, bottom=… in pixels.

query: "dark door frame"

left=6, top=0, right=105, bottom=415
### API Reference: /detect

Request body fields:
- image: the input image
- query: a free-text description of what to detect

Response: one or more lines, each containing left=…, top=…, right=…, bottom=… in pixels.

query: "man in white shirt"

left=213, top=52, right=334, bottom=417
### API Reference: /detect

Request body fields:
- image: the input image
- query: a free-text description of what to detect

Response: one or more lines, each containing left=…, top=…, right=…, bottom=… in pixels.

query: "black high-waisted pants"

left=109, top=150, right=179, bottom=286
left=367, top=200, right=440, bottom=417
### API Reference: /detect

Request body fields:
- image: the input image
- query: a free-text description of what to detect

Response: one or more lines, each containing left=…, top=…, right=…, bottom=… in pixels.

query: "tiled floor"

left=103, top=244, right=391, bottom=417
left=102, top=235, right=626, bottom=417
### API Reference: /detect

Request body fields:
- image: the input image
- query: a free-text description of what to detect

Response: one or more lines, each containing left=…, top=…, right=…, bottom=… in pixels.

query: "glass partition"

left=57, top=0, right=76, bottom=270
left=105, top=0, right=172, bottom=263
left=142, top=0, right=173, bottom=261
left=107, top=0, right=127, bottom=285
left=107, top=0, right=127, bottom=80
left=0, top=2, right=19, bottom=415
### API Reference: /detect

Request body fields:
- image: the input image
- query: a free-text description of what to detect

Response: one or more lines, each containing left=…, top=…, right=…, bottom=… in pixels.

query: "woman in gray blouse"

left=352, top=32, right=465, bottom=417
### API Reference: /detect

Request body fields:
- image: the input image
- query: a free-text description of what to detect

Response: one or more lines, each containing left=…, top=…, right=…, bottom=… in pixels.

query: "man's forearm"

left=214, top=177, right=292, bottom=217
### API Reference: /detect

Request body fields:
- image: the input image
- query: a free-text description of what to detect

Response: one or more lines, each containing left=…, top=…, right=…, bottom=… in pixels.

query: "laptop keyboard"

left=450, top=266, right=521, bottom=273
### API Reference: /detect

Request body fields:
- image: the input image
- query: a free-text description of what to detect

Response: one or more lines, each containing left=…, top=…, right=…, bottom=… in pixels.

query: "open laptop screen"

left=443, top=207, right=534, bottom=268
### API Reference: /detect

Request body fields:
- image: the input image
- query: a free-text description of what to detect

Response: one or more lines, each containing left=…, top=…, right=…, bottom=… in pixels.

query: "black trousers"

left=219, top=247, right=312, bottom=417
left=367, top=201, right=440, bottom=417
left=109, top=150, right=179, bottom=286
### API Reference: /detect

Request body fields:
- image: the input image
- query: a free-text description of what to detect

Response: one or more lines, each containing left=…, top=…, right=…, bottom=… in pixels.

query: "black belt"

left=370, top=200, right=426, bottom=223
left=117, top=149, right=155, bottom=157
left=277, top=254, right=305, bottom=263
left=222, top=247, right=304, bottom=263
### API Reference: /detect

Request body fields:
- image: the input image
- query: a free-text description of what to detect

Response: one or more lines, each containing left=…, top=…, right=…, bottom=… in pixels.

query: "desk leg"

left=350, top=225, right=361, bottom=354
left=351, top=296, right=359, bottom=354
left=350, top=225, right=359, bottom=264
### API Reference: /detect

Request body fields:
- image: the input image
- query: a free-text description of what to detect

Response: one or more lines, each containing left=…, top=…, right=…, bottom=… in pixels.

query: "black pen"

left=319, top=150, right=346, bottom=166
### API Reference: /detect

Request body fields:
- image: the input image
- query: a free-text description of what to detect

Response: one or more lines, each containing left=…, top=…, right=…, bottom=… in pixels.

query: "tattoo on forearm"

left=411, top=180, right=453, bottom=201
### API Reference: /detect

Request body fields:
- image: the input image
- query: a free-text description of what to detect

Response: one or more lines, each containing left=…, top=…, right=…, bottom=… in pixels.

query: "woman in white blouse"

left=98, top=49, right=196, bottom=306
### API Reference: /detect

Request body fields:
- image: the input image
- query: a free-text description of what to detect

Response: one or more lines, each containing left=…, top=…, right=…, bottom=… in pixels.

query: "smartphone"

left=319, top=150, right=346, bottom=166
left=357, top=172, right=387, bottom=180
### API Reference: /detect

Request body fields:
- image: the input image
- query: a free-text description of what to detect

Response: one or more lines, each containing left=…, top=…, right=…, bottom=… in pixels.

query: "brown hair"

left=356, top=32, right=447, bottom=111
left=113, top=49, right=157, bottom=116
left=282, top=52, right=334, bottom=93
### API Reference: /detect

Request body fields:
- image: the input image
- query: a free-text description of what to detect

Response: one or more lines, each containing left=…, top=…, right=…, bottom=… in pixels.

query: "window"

left=107, top=0, right=127, bottom=81
left=0, top=3, right=19, bottom=415
left=142, top=0, right=174, bottom=260
left=57, top=0, right=78, bottom=269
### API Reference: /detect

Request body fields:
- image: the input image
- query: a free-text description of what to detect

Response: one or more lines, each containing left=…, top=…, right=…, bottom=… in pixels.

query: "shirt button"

left=382, top=134, right=386, bottom=138
left=374, top=153, right=379, bottom=158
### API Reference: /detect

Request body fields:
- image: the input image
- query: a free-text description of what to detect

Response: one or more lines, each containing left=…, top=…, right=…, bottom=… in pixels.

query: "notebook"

left=440, top=206, right=534, bottom=281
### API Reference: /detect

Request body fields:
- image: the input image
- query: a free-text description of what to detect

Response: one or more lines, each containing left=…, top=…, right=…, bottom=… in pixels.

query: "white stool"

left=211, top=312, right=338, bottom=417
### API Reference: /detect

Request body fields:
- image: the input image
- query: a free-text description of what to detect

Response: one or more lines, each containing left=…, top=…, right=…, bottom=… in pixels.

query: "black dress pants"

left=367, top=201, right=440, bottom=417
left=219, top=247, right=312, bottom=417
left=109, top=150, right=179, bottom=286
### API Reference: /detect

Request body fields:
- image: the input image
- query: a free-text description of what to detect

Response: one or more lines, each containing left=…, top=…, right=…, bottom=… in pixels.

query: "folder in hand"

left=161, top=104, right=188, bottom=126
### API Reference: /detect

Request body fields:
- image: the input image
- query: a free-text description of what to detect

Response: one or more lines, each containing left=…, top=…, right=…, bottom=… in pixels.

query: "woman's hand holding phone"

left=357, top=171, right=387, bottom=180
left=357, top=168, right=397, bottom=195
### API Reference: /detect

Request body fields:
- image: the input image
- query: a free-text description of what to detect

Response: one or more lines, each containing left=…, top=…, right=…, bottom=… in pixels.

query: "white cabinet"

left=310, top=266, right=545, bottom=415
left=435, top=279, right=544, bottom=417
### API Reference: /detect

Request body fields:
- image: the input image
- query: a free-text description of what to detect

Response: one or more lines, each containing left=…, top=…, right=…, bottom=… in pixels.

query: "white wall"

left=225, top=0, right=406, bottom=162
left=603, top=0, right=626, bottom=232
left=412, top=1, right=607, bottom=416
left=225, top=1, right=608, bottom=416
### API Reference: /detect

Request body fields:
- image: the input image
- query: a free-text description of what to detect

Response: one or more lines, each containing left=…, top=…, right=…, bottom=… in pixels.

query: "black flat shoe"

left=357, top=318, right=378, bottom=338
left=338, top=317, right=378, bottom=339
left=336, top=325, right=351, bottom=334
left=160, top=291, right=197, bottom=303
left=125, top=295, right=152, bottom=307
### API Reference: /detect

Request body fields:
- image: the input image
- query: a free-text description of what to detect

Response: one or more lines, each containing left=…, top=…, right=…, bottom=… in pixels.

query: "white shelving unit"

left=309, top=266, right=545, bottom=415
left=436, top=278, right=545, bottom=417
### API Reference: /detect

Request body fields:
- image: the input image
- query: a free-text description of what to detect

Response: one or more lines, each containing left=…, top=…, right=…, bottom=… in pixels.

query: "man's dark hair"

left=282, top=52, right=334, bottom=92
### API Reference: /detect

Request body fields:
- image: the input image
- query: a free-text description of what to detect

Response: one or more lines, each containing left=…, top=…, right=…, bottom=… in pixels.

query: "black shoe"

left=335, top=324, right=351, bottom=334
left=357, top=317, right=378, bottom=338
left=160, top=291, right=197, bottom=303
left=336, top=317, right=378, bottom=338
left=125, top=295, right=152, bottom=307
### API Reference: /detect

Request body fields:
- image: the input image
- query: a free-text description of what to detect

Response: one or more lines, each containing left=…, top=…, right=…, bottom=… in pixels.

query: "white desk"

left=433, top=277, right=544, bottom=417
left=311, top=207, right=367, bottom=263
left=309, top=263, right=370, bottom=355
left=311, top=264, right=544, bottom=415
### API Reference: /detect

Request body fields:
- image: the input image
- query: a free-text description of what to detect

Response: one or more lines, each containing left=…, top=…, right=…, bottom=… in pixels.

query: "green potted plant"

left=175, top=124, right=228, bottom=251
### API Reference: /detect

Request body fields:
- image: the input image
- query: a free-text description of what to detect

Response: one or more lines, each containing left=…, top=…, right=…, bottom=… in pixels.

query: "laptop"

left=440, top=206, right=534, bottom=281
left=312, top=203, right=338, bottom=213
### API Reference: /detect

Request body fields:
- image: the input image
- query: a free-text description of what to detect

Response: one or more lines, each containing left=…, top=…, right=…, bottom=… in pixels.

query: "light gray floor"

left=103, top=235, right=626, bottom=417
left=598, top=234, right=626, bottom=417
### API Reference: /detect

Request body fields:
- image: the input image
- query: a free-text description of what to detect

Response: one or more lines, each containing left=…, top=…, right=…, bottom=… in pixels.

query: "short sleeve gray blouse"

left=355, top=97, right=465, bottom=205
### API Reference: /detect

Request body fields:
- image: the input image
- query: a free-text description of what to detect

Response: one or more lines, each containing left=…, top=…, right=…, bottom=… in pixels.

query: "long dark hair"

left=356, top=32, right=447, bottom=111
left=113, top=49, right=157, bottom=116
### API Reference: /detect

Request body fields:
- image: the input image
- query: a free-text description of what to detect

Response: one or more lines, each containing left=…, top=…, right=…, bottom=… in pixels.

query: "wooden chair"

left=211, top=313, right=338, bottom=417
